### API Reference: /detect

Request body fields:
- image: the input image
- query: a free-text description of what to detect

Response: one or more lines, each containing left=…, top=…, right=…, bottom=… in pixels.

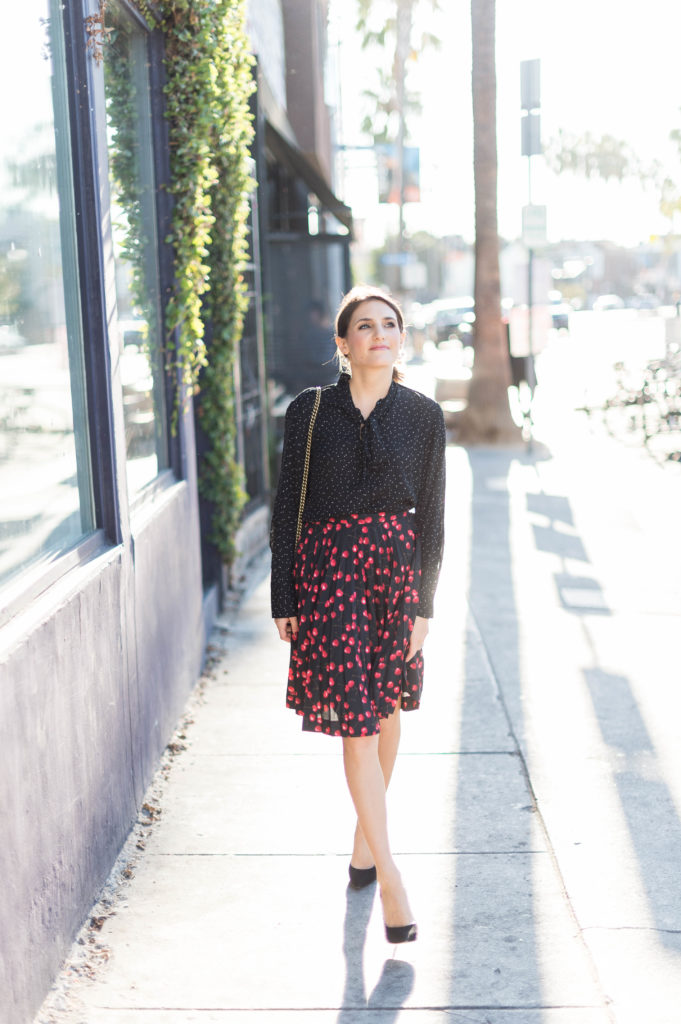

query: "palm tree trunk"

left=455, top=0, right=520, bottom=443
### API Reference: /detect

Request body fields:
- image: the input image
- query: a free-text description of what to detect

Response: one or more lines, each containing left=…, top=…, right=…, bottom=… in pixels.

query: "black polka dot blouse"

left=270, top=372, right=446, bottom=620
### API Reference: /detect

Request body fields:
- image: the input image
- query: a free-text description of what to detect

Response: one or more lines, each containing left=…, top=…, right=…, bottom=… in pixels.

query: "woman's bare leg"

left=351, top=702, right=401, bottom=869
left=342, top=729, right=413, bottom=928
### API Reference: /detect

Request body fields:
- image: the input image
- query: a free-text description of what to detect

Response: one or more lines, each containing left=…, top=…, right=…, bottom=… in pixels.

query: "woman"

left=270, top=285, right=446, bottom=943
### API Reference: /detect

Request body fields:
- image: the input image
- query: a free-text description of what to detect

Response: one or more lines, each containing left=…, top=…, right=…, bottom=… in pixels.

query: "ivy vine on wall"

left=192, top=1, right=255, bottom=563
left=158, top=0, right=255, bottom=564
left=90, top=0, right=256, bottom=565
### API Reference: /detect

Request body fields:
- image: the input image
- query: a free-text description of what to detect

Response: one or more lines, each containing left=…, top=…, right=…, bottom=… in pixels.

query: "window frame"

left=101, top=0, right=178, bottom=505
left=63, top=0, right=122, bottom=543
left=0, top=0, right=109, bottom=627
left=0, top=0, right=181, bottom=625
left=0, top=534, right=112, bottom=633
left=145, top=20, right=185, bottom=487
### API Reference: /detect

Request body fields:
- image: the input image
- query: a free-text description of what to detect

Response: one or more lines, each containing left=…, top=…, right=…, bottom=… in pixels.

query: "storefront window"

left=0, top=1, right=95, bottom=590
left=103, top=1, right=169, bottom=498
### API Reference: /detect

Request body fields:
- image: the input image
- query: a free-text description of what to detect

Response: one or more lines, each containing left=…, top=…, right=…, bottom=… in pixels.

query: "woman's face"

left=336, top=299, right=404, bottom=373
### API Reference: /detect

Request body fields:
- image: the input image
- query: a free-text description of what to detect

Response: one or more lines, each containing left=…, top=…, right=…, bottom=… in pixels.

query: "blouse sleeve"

left=269, top=393, right=312, bottom=618
left=414, top=404, right=446, bottom=618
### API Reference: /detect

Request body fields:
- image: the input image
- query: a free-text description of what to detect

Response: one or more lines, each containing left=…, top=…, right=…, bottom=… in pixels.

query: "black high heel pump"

left=385, top=921, right=418, bottom=944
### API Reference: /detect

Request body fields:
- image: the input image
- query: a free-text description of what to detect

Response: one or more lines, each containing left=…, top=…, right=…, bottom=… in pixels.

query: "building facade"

left=0, top=2, right=350, bottom=1021
left=249, top=0, right=352, bottom=401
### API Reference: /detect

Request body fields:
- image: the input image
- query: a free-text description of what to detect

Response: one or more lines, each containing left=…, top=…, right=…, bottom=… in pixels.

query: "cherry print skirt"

left=287, top=511, right=424, bottom=737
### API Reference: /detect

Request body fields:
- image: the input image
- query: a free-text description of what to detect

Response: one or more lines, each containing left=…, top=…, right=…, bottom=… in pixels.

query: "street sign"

left=401, top=261, right=427, bottom=290
left=521, top=111, right=541, bottom=157
left=520, top=59, right=541, bottom=111
left=508, top=304, right=551, bottom=356
left=380, top=252, right=416, bottom=266
left=522, top=204, right=547, bottom=248
left=376, top=144, right=421, bottom=204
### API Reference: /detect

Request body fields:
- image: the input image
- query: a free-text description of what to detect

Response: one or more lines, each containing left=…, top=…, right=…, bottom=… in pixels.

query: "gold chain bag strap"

left=295, top=387, right=321, bottom=545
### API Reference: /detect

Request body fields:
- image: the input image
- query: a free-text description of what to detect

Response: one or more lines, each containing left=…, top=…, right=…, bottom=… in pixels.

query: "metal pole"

left=527, top=154, right=533, bottom=386
left=520, top=59, right=541, bottom=428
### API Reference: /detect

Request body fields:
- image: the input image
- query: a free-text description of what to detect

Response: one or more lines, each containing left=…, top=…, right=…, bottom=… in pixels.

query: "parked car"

left=429, top=296, right=475, bottom=345
left=627, top=293, right=658, bottom=310
left=549, top=291, right=570, bottom=331
left=118, top=318, right=156, bottom=458
left=593, top=294, right=625, bottom=312
left=0, top=324, right=27, bottom=351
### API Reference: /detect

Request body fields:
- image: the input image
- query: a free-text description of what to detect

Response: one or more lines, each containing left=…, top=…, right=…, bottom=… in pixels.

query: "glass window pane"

left=0, top=0, right=95, bottom=590
left=103, top=3, right=168, bottom=498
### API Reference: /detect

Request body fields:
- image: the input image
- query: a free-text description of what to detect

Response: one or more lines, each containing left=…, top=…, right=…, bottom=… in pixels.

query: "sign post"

left=522, top=204, right=547, bottom=249
left=520, top=60, right=542, bottom=432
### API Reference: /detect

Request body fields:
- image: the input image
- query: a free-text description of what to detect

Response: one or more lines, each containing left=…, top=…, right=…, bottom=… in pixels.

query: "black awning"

left=264, top=121, right=353, bottom=232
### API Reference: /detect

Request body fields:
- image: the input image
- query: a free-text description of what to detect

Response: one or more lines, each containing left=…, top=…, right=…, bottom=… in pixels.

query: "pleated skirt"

left=287, top=511, right=424, bottom=736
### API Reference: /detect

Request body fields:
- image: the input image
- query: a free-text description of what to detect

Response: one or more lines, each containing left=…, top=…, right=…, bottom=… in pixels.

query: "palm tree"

left=356, top=0, right=440, bottom=246
left=455, top=0, right=519, bottom=442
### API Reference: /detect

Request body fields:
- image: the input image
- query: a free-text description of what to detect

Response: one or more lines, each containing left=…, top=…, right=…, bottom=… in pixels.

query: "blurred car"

left=430, top=296, right=475, bottom=345
left=0, top=324, right=28, bottom=351
left=593, top=294, right=625, bottom=311
left=118, top=318, right=156, bottom=458
left=627, top=293, right=658, bottom=310
left=428, top=296, right=518, bottom=346
left=549, top=291, right=571, bottom=331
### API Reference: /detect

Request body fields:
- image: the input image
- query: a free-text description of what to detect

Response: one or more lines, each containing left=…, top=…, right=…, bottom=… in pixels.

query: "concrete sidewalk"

left=38, top=360, right=681, bottom=1023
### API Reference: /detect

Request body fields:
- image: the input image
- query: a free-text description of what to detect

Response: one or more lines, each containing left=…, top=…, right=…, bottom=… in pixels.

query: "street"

left=37, top=323, right=681, bottom=1024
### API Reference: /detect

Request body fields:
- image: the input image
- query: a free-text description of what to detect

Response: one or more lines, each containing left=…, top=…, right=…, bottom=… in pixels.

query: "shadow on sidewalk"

left=526, top=459, right=681, bottom=951
left=458, top=442, right=681, bottom=1011
left=583, top=666, right=681, bottom=950
left=452, top=447, right=547, bottom=1007
left=545, top=487, right=681, bottom=960
left=336, top=884, right=414, bottom=1023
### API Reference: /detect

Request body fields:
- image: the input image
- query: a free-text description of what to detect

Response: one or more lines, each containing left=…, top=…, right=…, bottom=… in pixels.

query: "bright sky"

left=331, top=0, right=681, bottom=246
